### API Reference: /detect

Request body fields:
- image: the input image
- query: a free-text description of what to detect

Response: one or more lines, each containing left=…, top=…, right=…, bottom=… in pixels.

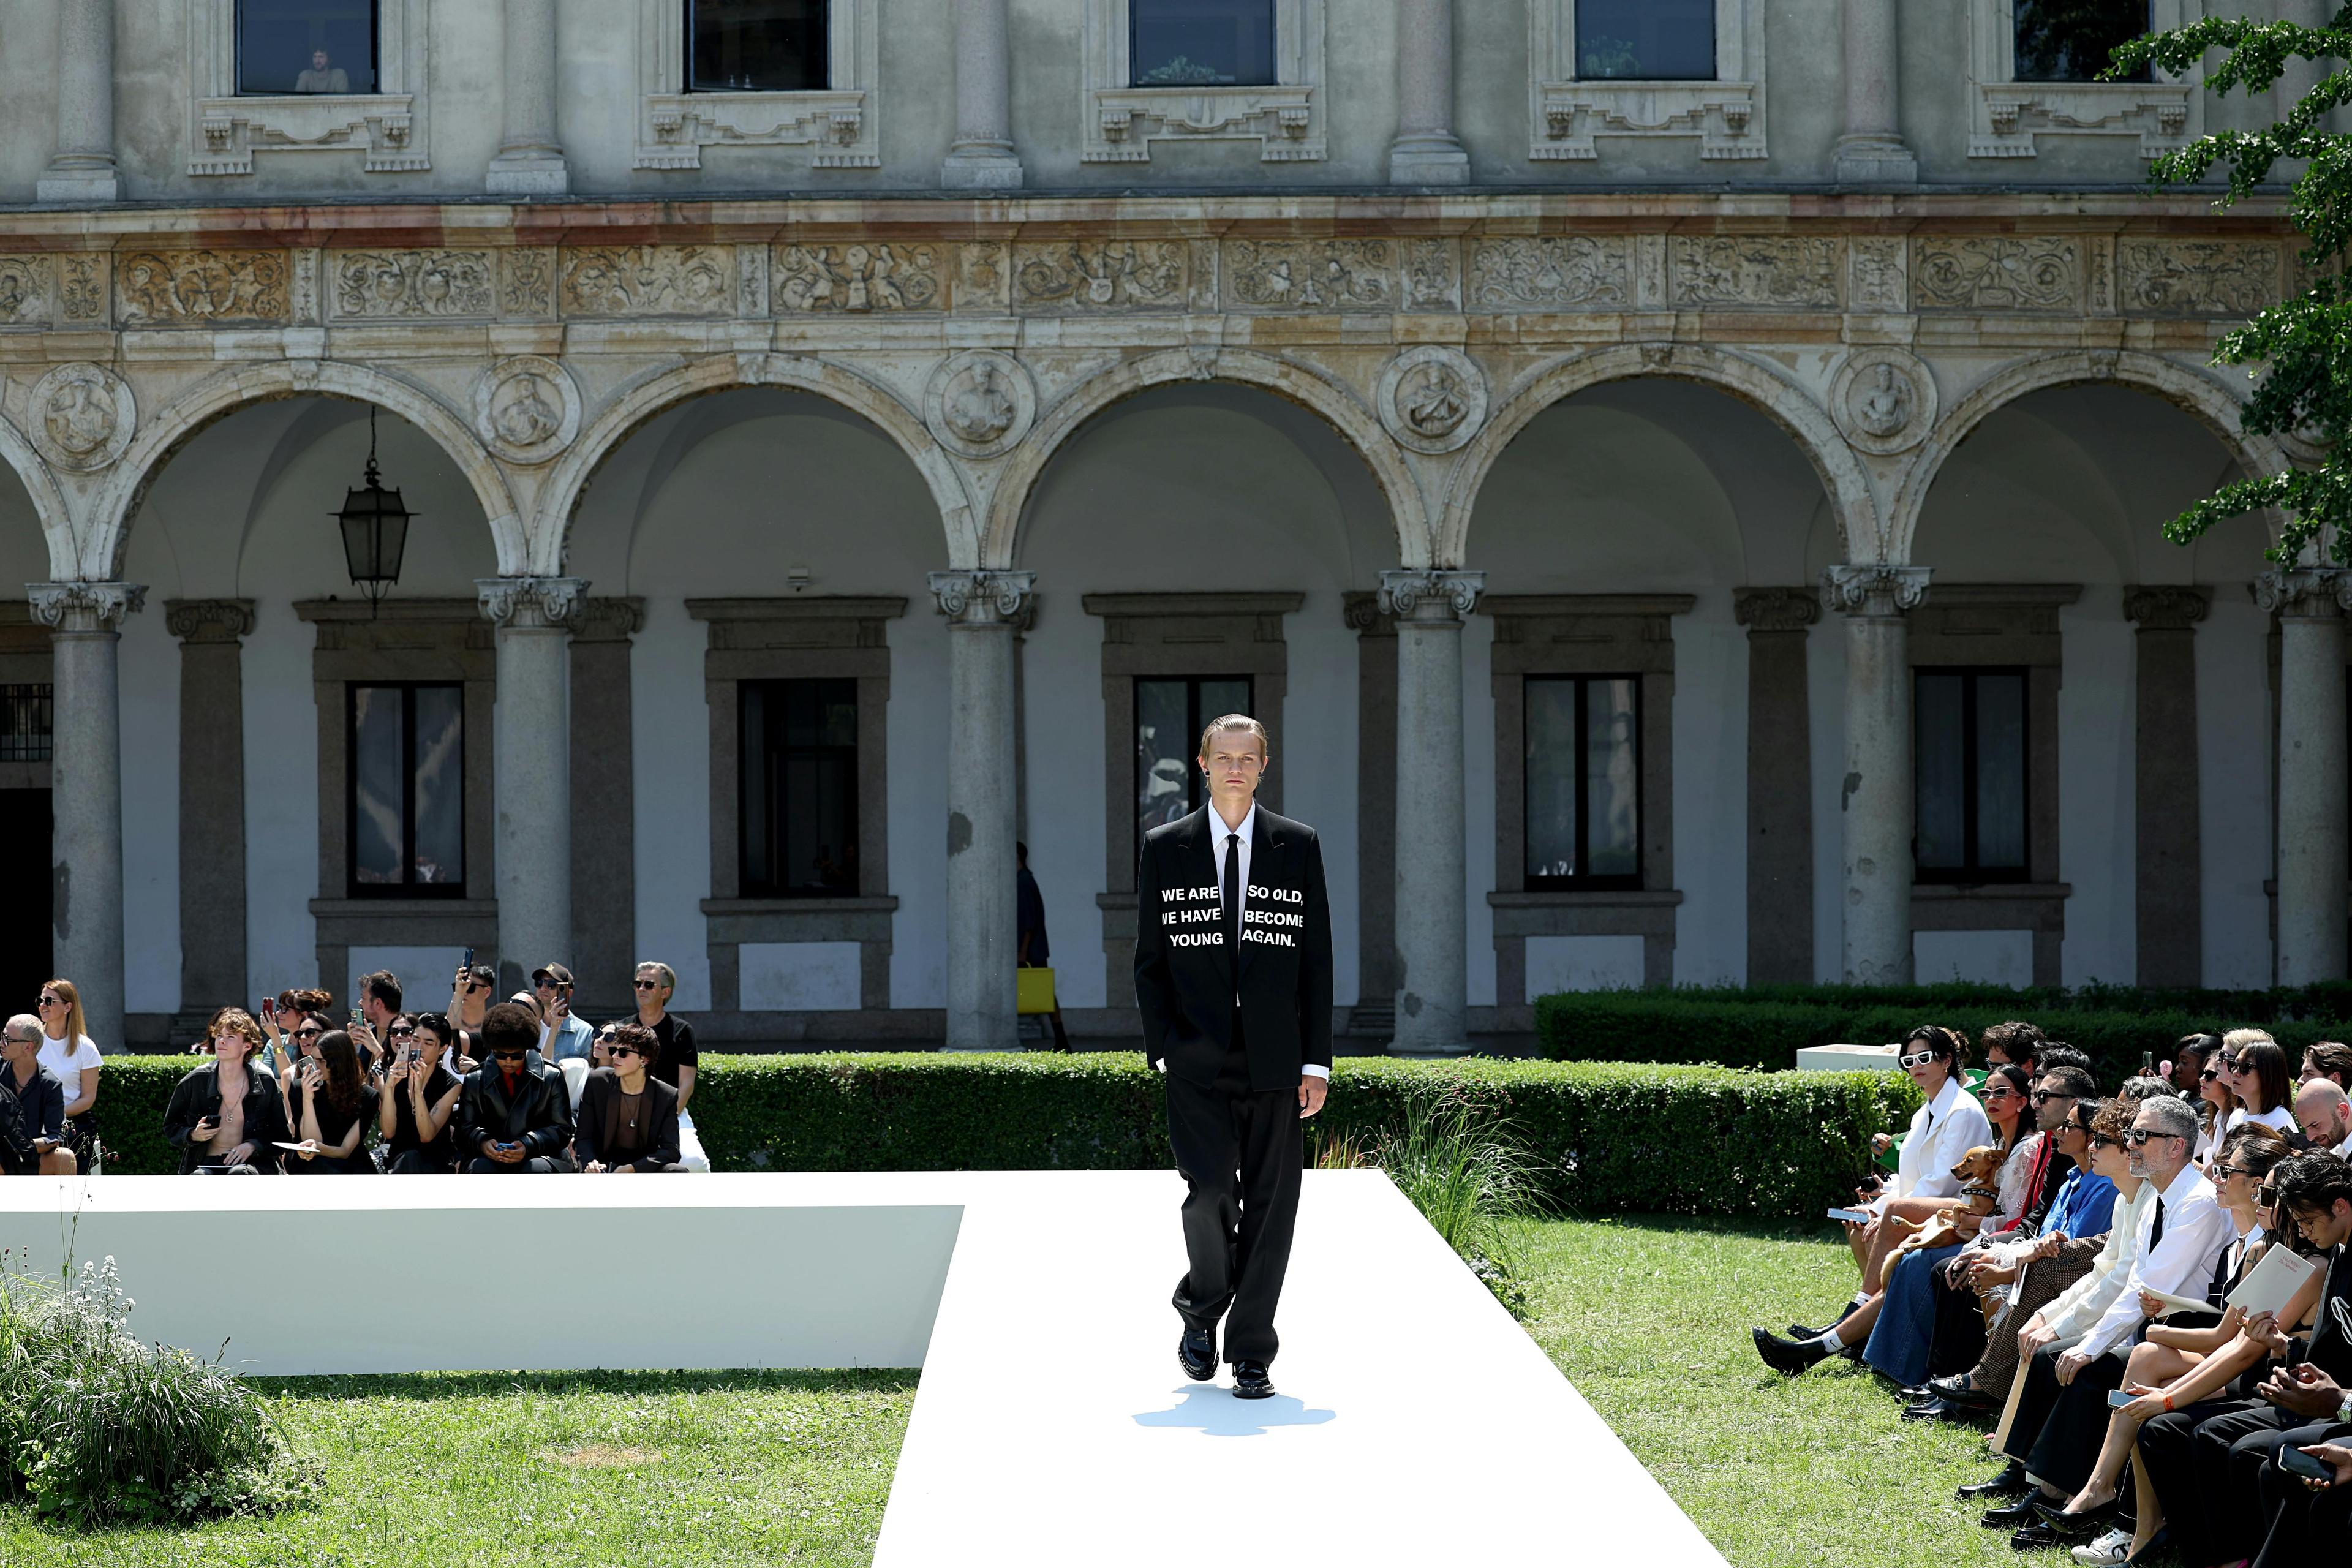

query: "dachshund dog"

left=1887, top=1144, right=2009, bottom=1256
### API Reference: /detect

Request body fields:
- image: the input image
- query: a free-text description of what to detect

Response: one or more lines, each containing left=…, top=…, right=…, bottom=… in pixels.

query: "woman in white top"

left=2221, top=1037, right=2298, bottom=1137
left=2021, top=1110, right=2151, bottom=1358
left=2193, top=1047, right=2235, bottom=1165
left=1852, top=1024, right=1994, bottom=1292
left=34, top=978, right=102, bottom=1166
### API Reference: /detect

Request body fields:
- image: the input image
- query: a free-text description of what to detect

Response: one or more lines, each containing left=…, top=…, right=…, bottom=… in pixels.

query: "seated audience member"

left=261, top=987, right=331, bottom=1078
left=2195, top=1041, right=2238, bottom=1164
left=2300, top=1039, right=2352, bottom=1090
left=531, top=963, right=595, bottom=1063
left=2252, top=1437, right=2351, bottom=1566
left=381, top=1013, right=466, bottom=1172
left=2224, top=1032, right=2298, bottom=1136
left=1982, top=1095, right=2233, bottom=1545
left=1982, top=1019, right=2046, bottom=1079
left=0, top=1015, right=75, bottom=1175
left=575, top=1023, right=682, bottom=1174
left=2294, top=1077, right=2349, bottom=1154
left=34, top=979, right=103, bottom=1172
left=163, top=1013, right=290, bottom=1173
left=2029, top=1126, right=2307, bottom=1549
left=445, top=960, right=495, bottom=1055
left=633, top=959, right=708, bottom=1171
left=284, top=1028, right=379, bottom=1174
left=2169, top=1032, right=2220, bottom=1101
left=459, top=1001, right=575, bottom=1172
left=2136, top=1153, right=2352, bottom=1568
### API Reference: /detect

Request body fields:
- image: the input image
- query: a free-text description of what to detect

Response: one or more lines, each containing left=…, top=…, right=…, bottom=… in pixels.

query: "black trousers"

left=2003, top=1343, right=2127, bottom=1495
left=2138, top=1401, right=2345, bottom=1566
left=1165, top=1030, right=1302, bottom=1366
left=465, top=1155, right=559, bottom=1173
left=2252, top=1420, right=2352, bottom=1568
left=1923, top=1254, right=1988, bottom=1380
left=2135, top=1397, right=2260, bottom=1564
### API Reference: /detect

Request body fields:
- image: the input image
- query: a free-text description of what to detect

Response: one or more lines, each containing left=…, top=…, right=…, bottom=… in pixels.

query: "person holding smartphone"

left=457, top=1001, right=574, bottom=1172
left=284, top=1028, right=377, bottom=1174
left=162, top=1012, right=289, bottom=1173
left=382, top=1014, right=466, bottom=1172
left=530, top=963, right=595, bottom=1063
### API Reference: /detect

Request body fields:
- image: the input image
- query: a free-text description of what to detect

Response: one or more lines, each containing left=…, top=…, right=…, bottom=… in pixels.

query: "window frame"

left=736, top=675, right=862, bottom=900
left=1967, top=0, right=2194, bottom=159
left=684, top=0, right=831, bottom=94
left=1528, top=0, right=1765, bottom=163
left=1128, top=0, right=1277, bottom=89
left=1521, top=673, right=1645, bottom=893
left=344, top=679, right=468, bottom=900
left=1084, top=0, right=1325, bottom=164
left=234, top=0, right=383, bottom=97
left=636, top=0, right=876, bottom=170
left=1134, top=673, right=1257, bottom=847
left=189, top=0, right=428, bottom=176
left=1912, top=666, right=2033, bottom=887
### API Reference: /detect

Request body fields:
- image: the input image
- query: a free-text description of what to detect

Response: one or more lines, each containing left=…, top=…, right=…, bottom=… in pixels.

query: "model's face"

left=1198, top=731, right=1266, bottom=803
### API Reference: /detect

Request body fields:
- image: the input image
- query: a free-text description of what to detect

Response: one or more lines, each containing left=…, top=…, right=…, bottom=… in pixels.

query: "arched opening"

left=0, top=456, right=56, bottom=1010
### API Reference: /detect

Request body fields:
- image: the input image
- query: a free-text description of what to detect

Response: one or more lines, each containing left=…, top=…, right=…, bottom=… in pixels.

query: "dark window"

left=0, top=685, right=51, bottom=763
left=348, top=684, right=464, bottom=897
left=741, top=679, right=858, bottom=897
left=1915, top=669, right=2029, bottom=883
left=1136, top=676, right=1253, bottom=843
left=1524, top=676, right=1642, bottom=889
left=237, top=0, right=379, bottom=95
left=688, top=0, right=829, bottom=92
left=2013, top=0, right=2152, bottom=83
left=1131, top=0, right=1275, bottom=87
left=1575, top=0, right=1716, bottom=81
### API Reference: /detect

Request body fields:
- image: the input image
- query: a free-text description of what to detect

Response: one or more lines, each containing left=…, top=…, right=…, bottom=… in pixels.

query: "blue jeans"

left=1863, top=1242, right=1964, bottom=1388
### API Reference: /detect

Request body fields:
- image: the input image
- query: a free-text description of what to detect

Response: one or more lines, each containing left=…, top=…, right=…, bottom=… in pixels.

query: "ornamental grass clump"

left=0, top=1248, right=320, bottom=1528
left=1373, top=1097, right=1536, bottom=1321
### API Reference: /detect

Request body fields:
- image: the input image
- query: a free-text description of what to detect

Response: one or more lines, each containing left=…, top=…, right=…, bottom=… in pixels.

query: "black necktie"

left=1223, top=832, right=1241, bottom=985
left=2148, top=1196, right=2165, bottom=1253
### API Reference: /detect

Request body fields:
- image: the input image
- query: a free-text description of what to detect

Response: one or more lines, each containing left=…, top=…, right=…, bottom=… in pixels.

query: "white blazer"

left=2041, top=1180, right=2154, bottom=1341
left=1885, top=1074, right=1993, bottom=1205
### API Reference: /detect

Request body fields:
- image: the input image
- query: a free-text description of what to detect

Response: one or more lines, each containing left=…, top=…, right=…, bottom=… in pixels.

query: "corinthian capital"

left=28, top=581, right=146, bottom=632
left=2251, top=568, right=2352, bottom=618
left=477, top=576, right=589, bottom=630
left=929, top=570, right=1035, bottom=624
left=1732, top=586, right=1823, bottom=634
left=1378, top=570, right=1485, bottom=622
left=1821, top=564, right=1932, bottom=616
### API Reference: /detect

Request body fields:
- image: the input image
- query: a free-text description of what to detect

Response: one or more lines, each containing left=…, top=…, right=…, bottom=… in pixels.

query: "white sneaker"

left=2068, top=1528, right=2132, bottom=1565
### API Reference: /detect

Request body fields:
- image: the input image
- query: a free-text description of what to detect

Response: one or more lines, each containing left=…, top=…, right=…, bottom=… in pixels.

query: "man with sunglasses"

left=575, top=1022, right=682, bottom=1174
left=456, top=1001, right=575, bottom=1172
left=632, top=961, right=707, bottom=1172
left=531, top=963, right=595, bottom=1065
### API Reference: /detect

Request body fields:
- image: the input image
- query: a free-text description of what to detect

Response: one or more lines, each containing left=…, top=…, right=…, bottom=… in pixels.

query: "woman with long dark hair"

left=2225, top=1037, right=2297, bottom=1136
left=285, top=1029, right=378, bottom=1173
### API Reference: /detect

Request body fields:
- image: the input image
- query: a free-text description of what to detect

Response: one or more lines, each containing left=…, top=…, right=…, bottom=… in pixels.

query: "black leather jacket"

left=162, top=1060, right=292, bottom=1172
left=458, top=1052, right=575, bottom=1161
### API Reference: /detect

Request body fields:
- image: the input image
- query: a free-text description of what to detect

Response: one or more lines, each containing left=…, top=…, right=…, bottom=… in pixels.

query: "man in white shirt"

left=1989, top=1095, right=2232, bottom=1542
left=2294, top=1077, right=2348, bottom=1154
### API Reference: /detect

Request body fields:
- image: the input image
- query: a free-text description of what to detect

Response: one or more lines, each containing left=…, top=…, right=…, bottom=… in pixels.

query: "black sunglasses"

left=490, top=1048, right=529, bottom=1061
left=2032, top=1089, right=2076, bottom=1104
left=2125, top=1128, right=2180, bottom=1147
left=388, top=1024, right=416, bottom=1037
left=2090, top=1134, right=2119, bottom=1149
left=295, top=1026, right=324, bottom=1039
left=609, top=1044, right=643, bottom=1060
left=633, top=979, right=661, bottom=990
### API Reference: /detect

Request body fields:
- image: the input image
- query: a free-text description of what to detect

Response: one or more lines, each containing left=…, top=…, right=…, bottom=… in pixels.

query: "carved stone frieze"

left=772, top=244, right=943, bottom=312
left=1466, top=236, right=1632, bottom=311
left=1830, top=349, right=1937, bottom=457
left=2117, top=240, right=2282, bottom=318
left=1910, top=236, right=2080, bottom=312
left=332, top=249, right=495, bottom=319
left=473, top=356, right=581, bottom=466
left=500, top=249, right=557, bottom=317
left=115, top=250, right=290, bottom=326
left=0, top=256, right=52, bottom=326
left=924, top=351, right=1035, bottom=460
left=1667, top=236, right=1839, bottom=309
left=1847, top=239, right=1906, bottom=313
left=1377, top=347, right=1487, bottom=456
left=1733, top=587, right=1823, bottom=635
left=1224, top=239, right=1395, bottom=312
left=59, top=256, right=106, bottom=322
left=26, top=363, right=136, bottom=473
left=957, top=243, right=1011, bottom=311
left=1400, top=239, right=1460, bottom=312
left=1013, top=241, right=1188, bottom=312
left=559, top=246, right=734, bottom=318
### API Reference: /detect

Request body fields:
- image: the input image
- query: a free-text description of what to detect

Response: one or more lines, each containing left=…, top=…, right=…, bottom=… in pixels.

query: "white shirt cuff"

left=1302, top=1064, right=1329, bottom=1079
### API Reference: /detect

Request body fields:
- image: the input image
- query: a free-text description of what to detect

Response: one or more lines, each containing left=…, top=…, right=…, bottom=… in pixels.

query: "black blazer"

left=458, top=1052, right=576, bottom=1160
left=1134, top=804, right=1333, bottom=1092
left=161, top=1060, right=292, bottom=1172
left=2, top=1063, right=66, bottom=1143
left=573, top=1069, right=682, bottom=1172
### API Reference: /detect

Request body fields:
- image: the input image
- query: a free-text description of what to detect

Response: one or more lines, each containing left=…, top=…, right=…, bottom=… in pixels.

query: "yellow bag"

left=1016, top=967, right=1058, bottom=1015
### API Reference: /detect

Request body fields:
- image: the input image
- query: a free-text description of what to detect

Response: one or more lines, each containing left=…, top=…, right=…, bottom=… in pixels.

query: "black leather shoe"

left=1177, top=1328, right=1215, bottom=1382
left=1941, top=1377, right=2001, bottom=1411
left=1902, top=1396, right=1967, bottom=1422
left=1981, top=1496, right=2043, bottom=1529
left=2028, top=1493, right=2071, bottom=1522
left=2009, top=1522, right=2064, bottom=1551
left=1231, top=1360, right=1273, bottom=1400
left=1958, top=1461, right=2030, bottom=1502
left=2048, top=1502, right=2119, bottom=1538
left=1751, top=1327, right=1829, bottom=1376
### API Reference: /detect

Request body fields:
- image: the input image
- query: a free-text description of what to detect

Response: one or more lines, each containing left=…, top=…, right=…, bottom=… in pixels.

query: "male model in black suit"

left=1134, top=713, right=1333, bottom=1400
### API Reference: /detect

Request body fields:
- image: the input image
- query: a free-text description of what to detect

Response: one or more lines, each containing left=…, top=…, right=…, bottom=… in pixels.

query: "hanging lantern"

left=334, top=404, right=412, bottom=611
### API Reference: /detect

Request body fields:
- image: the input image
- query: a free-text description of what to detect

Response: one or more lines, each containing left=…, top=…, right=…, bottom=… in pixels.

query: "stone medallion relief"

left=27, top=361, right=136, bottom=472
left=1378, top=346, right=1488, bottom=456
left=1830, top=348, right=1937, bottom=456
left=473, top=356, right=581, bottom=465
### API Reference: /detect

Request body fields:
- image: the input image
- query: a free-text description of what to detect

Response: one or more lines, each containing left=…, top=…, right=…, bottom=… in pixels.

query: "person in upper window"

left=295, top=49, right=350, bottom=94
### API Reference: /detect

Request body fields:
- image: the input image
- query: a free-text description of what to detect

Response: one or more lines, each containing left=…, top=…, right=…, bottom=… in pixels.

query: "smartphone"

left=1826, top=1207, right=1872, bottom=1224
left=349, top=1006, right=364, bottom=1030
left=2278, top=1446, right=2334, bottom=1482
left=405, top=1046, right=421, bottom=1064
left=2105, top=1389, right=2137, bottom=1409
left=462, top=947, right=475, bottom=971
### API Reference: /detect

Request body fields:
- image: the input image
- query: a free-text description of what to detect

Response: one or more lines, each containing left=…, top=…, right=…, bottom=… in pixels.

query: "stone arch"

left=83, top=358, right=523, bottom=579
left=985, top=347, right=1430, bottom=570
left=0, top=407, right=74, bottom=578
left=538, top=353, right=975, bottom=575
left=1442, top=343, right=1882, bottom=568
left=1888, top=350, right=2291, bottom=565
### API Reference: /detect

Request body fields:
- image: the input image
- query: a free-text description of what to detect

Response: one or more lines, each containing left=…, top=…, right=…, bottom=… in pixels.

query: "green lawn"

left=1520, top=1215, right=2039, bottom=1568
left=4, top=1217, right=2029, bottom=1567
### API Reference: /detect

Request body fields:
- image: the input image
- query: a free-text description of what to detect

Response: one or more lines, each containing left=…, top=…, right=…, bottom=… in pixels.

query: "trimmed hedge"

left=74, top=1052, right=1913, bottom=1220
left=1536, top=989, right=2352, bottom=1089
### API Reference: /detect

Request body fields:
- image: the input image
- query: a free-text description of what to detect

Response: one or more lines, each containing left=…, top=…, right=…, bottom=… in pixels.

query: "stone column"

left=941, top=0, right=1023, bottom=189
left=1734, top=588, right=1821, bottom=984
left=932, top=570, right=1032, bottom=1051
left=1344, top=592, right=1400, bottom=1031
left=29, top=582, right=143, bottom=1050
left=39, top=0, right=118, bottom=203
left=1834, top=0, right=1917, bottom=183
left=1381, top=570, right=1483, bottom=1055
left=486, top=0, right=568, bottom=195
left=569, top=597, right=643, bottom=1016
left=2124, top=587, right=2211, bottom=987
left=167, top=600, right=255, bottom=1022
left=1823, top=565, right=1930, bottom=985
left=479, top=578, right=585, bottom=992
left=1389, top=0, right=1470, bottom=185
left=2258, top=569, right=2351, bottom=985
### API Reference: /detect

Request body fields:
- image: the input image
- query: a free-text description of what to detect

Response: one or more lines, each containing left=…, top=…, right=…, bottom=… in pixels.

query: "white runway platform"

left=0, top=1170, right=1724, bottom=1566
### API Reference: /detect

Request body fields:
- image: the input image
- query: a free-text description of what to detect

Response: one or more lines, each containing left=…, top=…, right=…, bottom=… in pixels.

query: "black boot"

left=1751, top=1326, right=1831, bottom=1376
left=1957, top=1460, right=2030, bottom=1501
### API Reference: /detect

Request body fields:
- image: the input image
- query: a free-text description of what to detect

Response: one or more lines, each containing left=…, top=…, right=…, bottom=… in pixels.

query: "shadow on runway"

left=1132, top=1385, right=1338, bottom=1438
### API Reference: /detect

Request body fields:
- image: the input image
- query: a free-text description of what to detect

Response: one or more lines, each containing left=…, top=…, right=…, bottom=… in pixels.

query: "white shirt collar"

left=1209, top=801, right=1257, bottom=847
left=1925, top=1074, right=1962, bottom=1120
left=2155, top=1161, right=2207, bottom=1207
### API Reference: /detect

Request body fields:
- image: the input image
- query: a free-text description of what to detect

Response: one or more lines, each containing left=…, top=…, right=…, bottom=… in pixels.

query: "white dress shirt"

left=2078, top=1163, right=2234, bottom=1359
left=1881, top=1074, right=1992, bottom=1207
left=2043, top=1180, right=2152, bottom=1341
left=1157, top=799, right=1327, bottom=1080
